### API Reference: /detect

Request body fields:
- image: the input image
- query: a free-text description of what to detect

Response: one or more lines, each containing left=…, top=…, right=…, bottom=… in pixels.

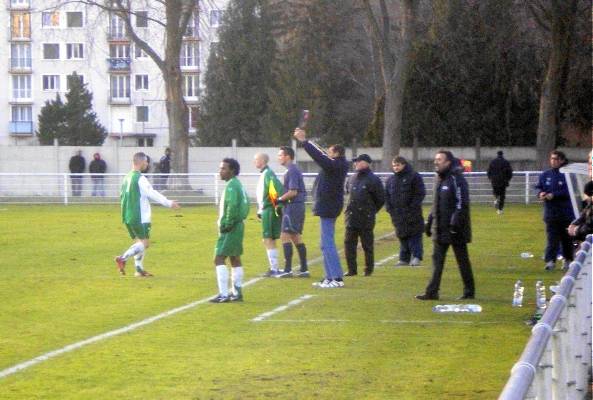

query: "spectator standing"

left=536, top=150, right=575, bottom=271
left=69, top=150, right=86, bottom=197
left=253, top=153, right=285, bottom=277
left=158, top=148, right=172, bottom=190
left=487, top=150, right=513, bottom=214
left=385, top=156, right=426, bottom=267
left=89, top=153, right=107, bottom=197
left=210, top=158, right=250, bottom=303
left=293, top=128, right=349, bottom=288
left=276, top=146, right=310, bottom=278
left=343, top=154, right=385, bottom=277
left=416, top=150, right=475, bottom=300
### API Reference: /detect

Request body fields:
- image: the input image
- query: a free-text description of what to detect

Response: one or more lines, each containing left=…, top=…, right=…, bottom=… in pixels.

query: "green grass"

left=0, top=203, right=558, bottom=399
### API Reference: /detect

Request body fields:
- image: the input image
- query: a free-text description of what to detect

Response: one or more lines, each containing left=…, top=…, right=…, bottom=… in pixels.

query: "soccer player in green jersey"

left=210, top=158, right=250, bottom=303
left=115, top=152, right=180, bottom=277
left=254, top=153, right=285, bottom=277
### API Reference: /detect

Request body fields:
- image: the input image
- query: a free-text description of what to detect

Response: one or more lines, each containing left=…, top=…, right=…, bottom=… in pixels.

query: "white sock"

left=216, top=265, right=229, bottom=297
left=134, top=252, right=144, bottom=272
left=267, top=248, right=279, bottom=270
left=122, top=242, right=145, bottom=260
left=231, top=266, right=244, bottom=293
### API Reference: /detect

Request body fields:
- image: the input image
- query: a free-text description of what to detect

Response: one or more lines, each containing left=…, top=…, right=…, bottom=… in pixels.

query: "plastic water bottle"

left=512, top=280, right=524, bottom=307
left=535, top=281, right=547, bottom=311
left=520, top=252, right=534, bottom=259
left=432, top=304, right=482, bottom=313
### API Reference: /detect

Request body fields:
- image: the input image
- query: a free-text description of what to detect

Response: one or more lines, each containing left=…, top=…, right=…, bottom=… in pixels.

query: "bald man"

left=254, top=153, right=285, bottom=276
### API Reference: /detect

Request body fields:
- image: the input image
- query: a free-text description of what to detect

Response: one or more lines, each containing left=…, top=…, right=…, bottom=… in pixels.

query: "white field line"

left=375, top=254, right=398, bottom=267
left=251, top=294, right=316, bottom=322
left=0, top=230, right=396, bottom=379
left=380, top=320, right=498, bottom=325
left=0, top=277, right=262, bottom=379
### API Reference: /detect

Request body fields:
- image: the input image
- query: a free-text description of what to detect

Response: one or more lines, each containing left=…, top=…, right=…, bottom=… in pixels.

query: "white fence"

left=499, top=236, right=592, bottom=400
left=0, top=171, right=543, bottom=205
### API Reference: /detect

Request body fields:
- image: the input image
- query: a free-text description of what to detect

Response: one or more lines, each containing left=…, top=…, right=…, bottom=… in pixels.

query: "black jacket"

left=571, top=181, right=593, bottom=241
left=426, top=161, right=472, bottom=244
left=69, top=155, right=86, bottom=173
left=385, top=164, right=426, bottom=238
left=89, top=159, right=107, bottom=175
left=344, top=168, right=385, bottom=229
left=487, top=155, right=513, bottom=188
left=303, top=141, right=349, bottom=218
left=159, top=155, right=171, bottom=173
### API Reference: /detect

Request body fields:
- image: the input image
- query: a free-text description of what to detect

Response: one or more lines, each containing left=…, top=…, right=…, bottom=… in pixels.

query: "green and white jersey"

left=256, top=166, right=284, bottom=214
left=121, top=170, right=173, bottom=224
left=218, top=176, right=249, bottom=232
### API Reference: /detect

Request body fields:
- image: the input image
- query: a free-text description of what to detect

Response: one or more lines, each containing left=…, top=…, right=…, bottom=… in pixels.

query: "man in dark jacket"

left=416, top=150, right=475, bottom=301
left=69, top=150, right=86, bottom=197
left=294, top=127, right=349, bottom=288
left=157, top=148, right=171, bottom=190
left=344, top=154, right=385, bottom=276
left=536, top=150, right=575, bottom=271
left=89, top=153, right=107, bottom=197
left=385, top=156, right=426, bottom=267
left=487, top=150, right=513, bottom=214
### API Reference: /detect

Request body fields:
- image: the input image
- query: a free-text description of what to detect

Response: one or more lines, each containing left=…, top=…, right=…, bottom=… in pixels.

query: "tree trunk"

left=380, top=0, right=415, bottom=170
left=535, top=0, right=576, bottom=169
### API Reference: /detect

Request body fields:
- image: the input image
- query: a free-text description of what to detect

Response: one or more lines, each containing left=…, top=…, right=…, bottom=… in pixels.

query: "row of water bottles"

left=512, top=279, right=548, bottom=309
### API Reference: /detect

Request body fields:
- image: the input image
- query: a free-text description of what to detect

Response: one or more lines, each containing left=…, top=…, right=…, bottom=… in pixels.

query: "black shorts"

left=281, top=202, right=305, bottom=234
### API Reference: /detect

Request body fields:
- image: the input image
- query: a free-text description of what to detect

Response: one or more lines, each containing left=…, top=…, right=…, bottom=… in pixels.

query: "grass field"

left=0, top=203, right=562, bottom=399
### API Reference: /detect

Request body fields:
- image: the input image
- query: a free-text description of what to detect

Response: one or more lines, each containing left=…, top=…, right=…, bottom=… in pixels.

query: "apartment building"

left=1, top=0, right=227, bottom=147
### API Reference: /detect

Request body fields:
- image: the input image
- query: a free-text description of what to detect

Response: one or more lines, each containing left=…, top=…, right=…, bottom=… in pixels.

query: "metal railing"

left=499, top=235, right=592, bottom=399
left=0, top=171, right=542, bottom=205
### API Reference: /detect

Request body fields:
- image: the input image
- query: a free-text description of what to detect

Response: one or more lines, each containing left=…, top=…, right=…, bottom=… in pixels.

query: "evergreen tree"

left=37, top=73, right=107, bottom=146
left=200, top=0, right=276, bottom=146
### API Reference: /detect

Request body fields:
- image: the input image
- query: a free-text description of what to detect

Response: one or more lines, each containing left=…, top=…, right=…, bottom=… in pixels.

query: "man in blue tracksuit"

left=535, top=150, right=575, bottom=271
left=294, top=127, right=349, bottom=288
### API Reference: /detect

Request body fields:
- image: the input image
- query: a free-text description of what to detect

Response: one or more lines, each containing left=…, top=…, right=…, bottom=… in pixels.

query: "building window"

left=66, top=11, right=83, bottom=27
left=180, top=42, right=199, bottom=67
left=110, top=75, right=130, bottom=99
left=42, top=75, right=60, bottom=91
left=184, top=12, right=199, bottom=36
left=183, top=75, right=199, bottom=97
left=138, top=137, right=153, bottom=147
left=12, top=75, right=31, bottom=99
left=210, top=10, right=223, bottom=27
left=43, top=43, right=60, bottom=59
left=134, top=45, right=147, bottom=58
left=110, top=44, right=130, bottom=59
left=136, top=106, right=149, bottom=122
left=11, top=12, right=31, bottom=38
left=109, top=14, right=125, bottom=38
left=136, top=11, right=148, bottom=27
left=10, top=105, right=33, bottom=134
left=189, top=106, right=199, bottom=130
left=135, top=74, right=149, bottom=90
left=66, top=43, right=84, bottom=59
left=41, top=11, right=59, bottom=27
left=11, top=43, right=31, bottom=69
left=11, top=0, right=30, bottom=7
left=66, top=74, right=84, bottom=90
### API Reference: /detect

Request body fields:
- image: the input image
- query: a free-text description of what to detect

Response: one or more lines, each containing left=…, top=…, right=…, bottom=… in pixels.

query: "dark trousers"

left=398, top=233, right=423, bottom=262
left=492, top=185, right=506, bottom=210
left=545, top=219, right=573, bottom=262
left=425, top=241, right=475, bottom=297
left=71, top=175, right=83, bottom=197
left=344, top=227, right=374, bottom=274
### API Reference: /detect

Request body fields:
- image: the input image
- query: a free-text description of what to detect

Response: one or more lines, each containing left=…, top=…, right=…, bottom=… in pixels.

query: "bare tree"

left=527, top=0, right=579, bottom=169
left=53, top=0, right=196, bottom=174
left=361, top=0, right=417, bottom=168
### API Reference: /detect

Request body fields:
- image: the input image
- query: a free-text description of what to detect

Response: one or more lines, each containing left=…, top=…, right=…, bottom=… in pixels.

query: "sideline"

left=251, top=294, right=316, bottom=322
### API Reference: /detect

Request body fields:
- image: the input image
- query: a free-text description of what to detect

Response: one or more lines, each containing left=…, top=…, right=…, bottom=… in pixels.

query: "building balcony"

left=180, top=64, right=200, bottom=72
left=8, top=0, right=30, bottom=9
left=107, top=57, right=131, bottom=72
left=9, top=57, right=31, bottom=73
left=9, top=121, right=33, bottom=135
left=108, top=94, right=132, bottom=105
left=8, top=29, right=31, bottom=41
left=107, top=30, right=128, bottom=41
left=9, top=95, right=32, bottom=104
